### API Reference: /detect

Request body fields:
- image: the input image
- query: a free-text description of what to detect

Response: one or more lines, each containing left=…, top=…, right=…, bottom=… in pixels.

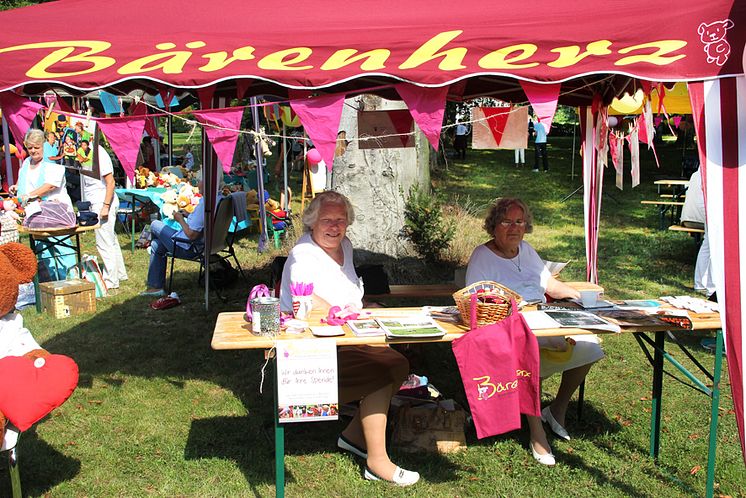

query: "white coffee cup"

left=579, top=290, right=600, bottom=308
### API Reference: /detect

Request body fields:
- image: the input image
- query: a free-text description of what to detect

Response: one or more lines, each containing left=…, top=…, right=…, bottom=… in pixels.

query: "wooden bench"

left=365, top=283, right=458, bottom=300
left=668, top=224, right=705, bottom=242
left=641, top=200, right=685, bottom=229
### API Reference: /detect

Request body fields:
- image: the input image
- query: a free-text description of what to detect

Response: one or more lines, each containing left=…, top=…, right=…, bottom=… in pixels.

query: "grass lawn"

left=3, top=136, right=745, bottom=497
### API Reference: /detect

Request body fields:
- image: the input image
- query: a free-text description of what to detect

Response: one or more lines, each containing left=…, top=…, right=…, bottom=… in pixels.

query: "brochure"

left=543, top=259, right=570, bottom=277
left=521, top=310, right=621, bottom=333
left=375, top=317, right=447, bottom=339
left=422, top=306, right=461, bottom=324
left=593, top=309, right=669, bottom=327
left=347, top=319, right=386, bottom=337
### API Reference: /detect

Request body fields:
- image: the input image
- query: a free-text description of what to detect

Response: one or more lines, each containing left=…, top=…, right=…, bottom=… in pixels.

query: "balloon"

left=607, top=116, right=619, bottom=127
left=306, top=148, right=322, bottom=165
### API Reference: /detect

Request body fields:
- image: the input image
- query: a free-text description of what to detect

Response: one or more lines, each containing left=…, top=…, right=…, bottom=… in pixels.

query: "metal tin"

left=253, top=297, right=280, bottom=336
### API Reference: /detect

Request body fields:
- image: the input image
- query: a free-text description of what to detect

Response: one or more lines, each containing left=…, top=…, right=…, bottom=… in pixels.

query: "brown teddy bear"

left=0, top=242, right=50, bottom=449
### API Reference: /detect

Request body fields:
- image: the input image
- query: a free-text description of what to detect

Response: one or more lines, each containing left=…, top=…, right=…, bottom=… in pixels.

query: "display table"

left=212, top=303, right=723, bottom=497
left=18, top=224, right=99, bottom=313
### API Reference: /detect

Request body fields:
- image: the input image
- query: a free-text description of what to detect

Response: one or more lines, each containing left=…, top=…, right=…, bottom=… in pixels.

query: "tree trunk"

left=332, top=95, right=430, bottom=261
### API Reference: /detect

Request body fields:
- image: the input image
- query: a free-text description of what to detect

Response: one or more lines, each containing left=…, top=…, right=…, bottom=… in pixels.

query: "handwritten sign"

left=276, top=339, right=338, bottom=423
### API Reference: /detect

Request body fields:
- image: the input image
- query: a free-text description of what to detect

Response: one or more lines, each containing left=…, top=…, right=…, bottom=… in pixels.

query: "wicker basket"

left=453, top=281, right=522, bottom=329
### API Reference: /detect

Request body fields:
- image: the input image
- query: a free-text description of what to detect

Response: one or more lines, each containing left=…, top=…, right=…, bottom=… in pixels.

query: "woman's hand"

left=8, top=184, right=17, bottom=195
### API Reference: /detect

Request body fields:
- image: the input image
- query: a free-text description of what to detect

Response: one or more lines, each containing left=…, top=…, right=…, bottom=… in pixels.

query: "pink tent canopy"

left=0, top=0, right=745, bottom=473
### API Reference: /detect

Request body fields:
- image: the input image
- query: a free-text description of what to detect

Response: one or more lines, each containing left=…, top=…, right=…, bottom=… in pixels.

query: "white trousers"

left=694, top=234, right=715, bottom=295
left=92, top=197, right=128, bottom=289
left=515, top=148, right=525, bottom=163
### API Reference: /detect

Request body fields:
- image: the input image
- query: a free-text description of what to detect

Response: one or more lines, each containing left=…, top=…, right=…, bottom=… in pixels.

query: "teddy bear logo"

left=698, top=19, right=734, bottom=66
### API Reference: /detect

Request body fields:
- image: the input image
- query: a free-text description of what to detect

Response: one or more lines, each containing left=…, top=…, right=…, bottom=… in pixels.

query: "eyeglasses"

left=319, top=218, right=347, bottom=228
left=498, top=220, right=526, bottom=227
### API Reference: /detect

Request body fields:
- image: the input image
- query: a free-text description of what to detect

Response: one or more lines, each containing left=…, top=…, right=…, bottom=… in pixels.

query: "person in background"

left=9, top=129, right=76, bottom=280
left=140, top=185, right=205, bottom=297
left=466, top=197, right=604, bottom=466
left=454, top=121, right=469, bottom=160
left=680, top=168, right=714, bottom=296
left=180, top=144, right=195, bottom=170
left=532, top=118, right=549, bottom=172
left=280, top=191, right=419, bottom=486
left=82, top=146, right=128, bottom=293
left=43, top=132, right=63, bottom=164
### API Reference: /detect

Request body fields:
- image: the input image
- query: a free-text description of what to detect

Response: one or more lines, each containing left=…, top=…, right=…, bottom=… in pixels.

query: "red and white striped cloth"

left=688, top=76, right=746, bottom=465
left=579, top=106, right=603, bottom=285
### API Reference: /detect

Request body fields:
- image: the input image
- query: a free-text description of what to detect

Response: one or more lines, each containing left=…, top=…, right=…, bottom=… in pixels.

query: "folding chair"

left=166, top=195, right=246, bottom=293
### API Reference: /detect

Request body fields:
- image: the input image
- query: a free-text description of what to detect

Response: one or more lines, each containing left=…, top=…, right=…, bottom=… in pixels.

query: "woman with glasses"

left=465, top=197, right=604, bottom=466
left=279, top=191, right=419, bottom=487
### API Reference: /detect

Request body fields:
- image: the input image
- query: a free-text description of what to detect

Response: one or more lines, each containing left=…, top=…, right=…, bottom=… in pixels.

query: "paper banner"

left=636, top=113, right=660, bottom=168
left=289, top=91, right=345, bottom=170
left=395, top=83, right=448, bottom=150
left=192, top=107, right=246, bottom=173
left=626, top=129, right=640, bottom=188
left=0, top=92, right=43, bottom=146
left=97, top=115, right=147, bottom=180
left=520, top=81, right=561, bottom=133
left=609, top=132, right=624, bottom=190
left=471, top=106, right=528, bottom=150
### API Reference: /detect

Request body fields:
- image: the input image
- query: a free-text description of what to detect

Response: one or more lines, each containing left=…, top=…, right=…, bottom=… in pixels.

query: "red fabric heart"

left=0, top=354, right=78, bottom=431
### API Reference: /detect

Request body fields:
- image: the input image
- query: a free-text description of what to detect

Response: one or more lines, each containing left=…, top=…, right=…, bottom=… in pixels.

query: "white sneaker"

left=364, top=465, right=420, bottom=486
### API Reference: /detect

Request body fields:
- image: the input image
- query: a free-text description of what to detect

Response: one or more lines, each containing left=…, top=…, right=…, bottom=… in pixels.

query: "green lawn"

left=4, top=137, right=744, bottom=497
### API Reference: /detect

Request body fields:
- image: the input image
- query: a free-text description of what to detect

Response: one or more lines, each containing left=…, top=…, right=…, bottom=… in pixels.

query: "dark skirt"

left=338, top=345, right=409, bottom=403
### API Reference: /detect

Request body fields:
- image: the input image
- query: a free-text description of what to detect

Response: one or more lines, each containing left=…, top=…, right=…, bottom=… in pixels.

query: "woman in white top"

left=466, top=197, right=604, bottom=466
left=10, top=129, right=76, bottom=280
left=280, top=191, right=419, bottom=487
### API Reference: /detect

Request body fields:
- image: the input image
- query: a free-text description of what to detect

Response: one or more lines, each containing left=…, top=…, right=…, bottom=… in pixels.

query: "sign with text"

left=276, top=339, right=338, bottom=423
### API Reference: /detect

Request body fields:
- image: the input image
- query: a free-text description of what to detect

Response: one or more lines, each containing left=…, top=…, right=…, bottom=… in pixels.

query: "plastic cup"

left=292, top=295, right=313, bottom=320
left=579, top=290, right=600, bottom=308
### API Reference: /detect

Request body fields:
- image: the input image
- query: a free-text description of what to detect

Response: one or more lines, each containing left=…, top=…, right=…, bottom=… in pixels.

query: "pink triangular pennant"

left=97, top=115, right=147, bottom=180
left=482, top=107, right=511, bottom=145
left=0, top=92, right=43, bottom=146
left=197, top=86, right=216, bottom=110
left=158, top=87, right=176, bottom=110
left=388, top=110, right=414, bottom=147
left=192, top=107, right=245, bottom=173
left=395, top=83, right=447, bottom=150
left=520, top=81, right=561, bottom=133
left=130, top=102, right=158, bottom=137
left=673, top=116, right=682, bottom=128
left=289, top=91, right=345, bottom=171
left=236, top=80, right=251, bottom=100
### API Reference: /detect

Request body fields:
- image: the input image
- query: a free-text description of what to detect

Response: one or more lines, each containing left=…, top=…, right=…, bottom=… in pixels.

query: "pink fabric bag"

left=451, top=298, right=541, bottom=439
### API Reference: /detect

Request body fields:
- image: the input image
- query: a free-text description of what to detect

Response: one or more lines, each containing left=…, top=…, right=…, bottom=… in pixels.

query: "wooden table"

left=212, top=304, right=723, bottom=497
left=18, top=224, right=99, bottom=313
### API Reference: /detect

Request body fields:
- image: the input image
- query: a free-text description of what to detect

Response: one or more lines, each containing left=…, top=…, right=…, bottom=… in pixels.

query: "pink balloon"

left=306, top=148, right=322, bottom=165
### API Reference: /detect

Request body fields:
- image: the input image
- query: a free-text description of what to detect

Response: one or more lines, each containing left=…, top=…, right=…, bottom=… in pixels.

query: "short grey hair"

left=483, top=197, right=534, bottom=235
left=302, top=191, right=355, bottom=232
left=24, top=129, right=45, bottom=147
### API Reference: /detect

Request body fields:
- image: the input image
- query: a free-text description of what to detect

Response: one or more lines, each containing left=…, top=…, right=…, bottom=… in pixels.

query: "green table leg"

left=705, top=330, right=723, bottom=498
left=650, top=331, right=664, bottom=460
left=130, top=193, right=136, bottom=254
left=273, top=354, right=285, bottom=498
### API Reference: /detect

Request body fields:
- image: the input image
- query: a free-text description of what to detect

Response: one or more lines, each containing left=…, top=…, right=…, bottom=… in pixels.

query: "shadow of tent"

left=0, top=431, right=81, bottom=497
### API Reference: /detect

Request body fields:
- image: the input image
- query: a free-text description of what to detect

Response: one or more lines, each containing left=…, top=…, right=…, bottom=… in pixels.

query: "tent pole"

left=167, top=114, right=173, bottom=166
left=570, top=110, right=577, bottom=180
left=2, top=116, right=13, bottom=186
left=283, top=123, right=288, bottom=211
left=252, top=97, right=268, bottom=253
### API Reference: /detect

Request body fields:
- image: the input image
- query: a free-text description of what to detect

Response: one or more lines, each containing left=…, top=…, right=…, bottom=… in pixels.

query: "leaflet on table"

left=375, top=317, right=447, bottom=338
left=347, top=319, right=385, bottom=337
left=521, top=310, right=621, bottom=333
left=593, top=309, right=670, bottom=327
left=421, top=305, right=461, bottom=323
left=543, top=259, right=570, bottom=277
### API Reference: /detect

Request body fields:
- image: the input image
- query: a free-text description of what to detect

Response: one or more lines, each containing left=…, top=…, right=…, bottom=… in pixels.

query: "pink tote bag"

left=451, top=299, right=541, bottom=439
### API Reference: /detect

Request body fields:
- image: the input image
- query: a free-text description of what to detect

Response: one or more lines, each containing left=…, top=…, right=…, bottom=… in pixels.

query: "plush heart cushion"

left=0, top=354, right=78, bottom=431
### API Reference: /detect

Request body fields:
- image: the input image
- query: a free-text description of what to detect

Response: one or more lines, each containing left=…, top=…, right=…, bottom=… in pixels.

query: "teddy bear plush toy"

left=0, top=242, right=78, bottom=452
left=160, top=189, right=179, bottom=219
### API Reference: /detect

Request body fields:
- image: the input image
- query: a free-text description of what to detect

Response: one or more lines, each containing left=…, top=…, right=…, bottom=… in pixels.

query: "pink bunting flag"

left=0, top=92, right=43, bottom=146
left=192, top=107, right=246, bottom=173
left=97, top=115, right=147, bottom=180
left=197, top=86, right=216, bottom=110
left=520, top=81, right=561, bottom=133
left=236, top=80, right=251, bottom=100
left=673, top=115, right=683, bottom=128
left=289, top=91, right=345, bottom=171
left=395, top=83, right=448, bottom=150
